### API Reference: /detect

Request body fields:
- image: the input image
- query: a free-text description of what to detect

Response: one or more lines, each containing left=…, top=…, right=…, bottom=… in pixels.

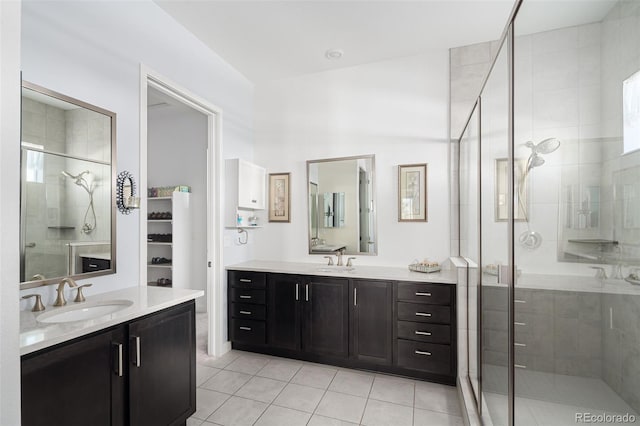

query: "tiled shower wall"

left=21, top=97, right=111, bottom=279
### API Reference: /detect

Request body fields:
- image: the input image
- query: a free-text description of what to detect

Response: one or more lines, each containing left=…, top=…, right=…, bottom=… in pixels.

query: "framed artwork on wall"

left=269, top=172, right=290, bottom=222
left=398, top=163, right=427, bottom=222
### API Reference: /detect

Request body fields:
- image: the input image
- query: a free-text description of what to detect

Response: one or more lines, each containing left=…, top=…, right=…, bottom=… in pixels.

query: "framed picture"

left=269, top=172, right=290, bottom=222
left=495, top=158, right=528, bottom=221
left=398, top=163, right=427, bottom=222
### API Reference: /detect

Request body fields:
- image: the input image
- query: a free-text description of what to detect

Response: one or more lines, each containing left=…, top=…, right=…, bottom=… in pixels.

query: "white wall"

left=253, top=51, right=451, bottom=266
left=0, top=1, right=22, bottom=423
left=18, top=0, right=255, bottom=308
left=148, top=104, right=208, bottom=311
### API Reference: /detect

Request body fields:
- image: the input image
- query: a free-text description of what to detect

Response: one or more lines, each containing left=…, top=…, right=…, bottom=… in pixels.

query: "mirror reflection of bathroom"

left=307, top=155, right=376, bottom=255
left=20, top=84, right=113, bottom=284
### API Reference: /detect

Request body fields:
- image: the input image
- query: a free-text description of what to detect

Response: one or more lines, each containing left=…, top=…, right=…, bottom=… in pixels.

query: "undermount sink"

left=36, top=299, right=134, bottom=324
left=315, top=266, right=356, bottom=273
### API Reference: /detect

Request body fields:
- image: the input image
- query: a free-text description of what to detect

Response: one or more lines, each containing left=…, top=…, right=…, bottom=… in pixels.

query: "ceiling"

left=155, top=0, right=616, bottom=84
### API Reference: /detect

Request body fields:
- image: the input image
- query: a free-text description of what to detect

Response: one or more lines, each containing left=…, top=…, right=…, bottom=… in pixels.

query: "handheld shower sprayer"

left=61, top=170, right=97, bottom=234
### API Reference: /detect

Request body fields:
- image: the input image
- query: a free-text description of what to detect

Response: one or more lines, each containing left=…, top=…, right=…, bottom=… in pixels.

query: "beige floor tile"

left=328, top=370, right=374, bottom=398
left=413, top=408, right=463, bottom=426
left=414, top=381, right=461, bottom=416
left=273, top=383, right=325, bottom=413
left=197, top=365, right=221, bottom=387
left=361, top=399, right=413, bottom=426
left=202, top=370, right=252, bottom=394
left=256, top=358, right=303, bottom=382
left=315, top=391, right=367, bottom=424
left=234, top=376, right=287, bottom=403
left=290, top=364, right=338, bottom=389
left=307, top=415, right=359, bottom=426
left=192, top=389, right=230, bottom=420
left=208, top=396, right=268, bottom=426
left=369, top=376, right=415, bottom=407
left=253, top=405, right=311, bottom=426
left=225, top=354, right=270, bottom=375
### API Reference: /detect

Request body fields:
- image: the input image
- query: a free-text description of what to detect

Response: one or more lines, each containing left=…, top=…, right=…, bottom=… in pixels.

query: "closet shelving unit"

left=147, top=191, right=190, bottom=288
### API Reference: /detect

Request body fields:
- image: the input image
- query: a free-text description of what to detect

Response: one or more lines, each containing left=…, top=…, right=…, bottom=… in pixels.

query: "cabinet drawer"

left=397, top=321, right=451, bottom=344
left=230, top=319, right=266, bottom=345
left=231, top=303, right=266, bottom=321
left=397, top=283, right=451, bottom=305
left=396, top=340, right=451, bottom=375
left=230, top=288, right=266, bottom=305
left=397, top=302, right=451, bottom=324
left=229, top=271, right=266, bottom=289
left=81, top=257, right=111, bottom=273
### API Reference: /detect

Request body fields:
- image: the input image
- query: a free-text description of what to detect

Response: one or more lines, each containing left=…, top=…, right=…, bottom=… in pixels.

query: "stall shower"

left=454, top=0, right=640, bottom=425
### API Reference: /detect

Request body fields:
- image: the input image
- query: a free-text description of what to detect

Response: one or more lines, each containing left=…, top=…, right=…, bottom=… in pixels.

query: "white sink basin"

left=37, top=299, right=134, bottom=324
left=315, top=266, right=356, bottom=273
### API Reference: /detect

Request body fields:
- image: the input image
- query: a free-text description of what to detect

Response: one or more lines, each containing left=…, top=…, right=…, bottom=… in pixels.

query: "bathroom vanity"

left=227, top=261, right=457, bottom=385
left=20, top=286, right=202, bottom=426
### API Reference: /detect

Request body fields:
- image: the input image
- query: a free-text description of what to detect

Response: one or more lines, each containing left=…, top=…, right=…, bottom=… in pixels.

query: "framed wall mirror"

left=307, top=155, right=377, bottom=255
left=20, top=81, right=116, bottom=289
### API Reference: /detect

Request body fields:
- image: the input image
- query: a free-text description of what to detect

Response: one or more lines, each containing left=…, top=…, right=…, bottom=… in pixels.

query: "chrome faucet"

left=347, top=257, right=356, bottom=267
left=54, top=277, right=78, bottom=307
left=336, top=249, right=344, bottom=266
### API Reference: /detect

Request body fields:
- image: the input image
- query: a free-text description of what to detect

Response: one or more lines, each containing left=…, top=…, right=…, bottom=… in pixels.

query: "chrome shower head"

left=61, top=170, right=91, bottom=185
left=525, top=138, right=561, bottom=171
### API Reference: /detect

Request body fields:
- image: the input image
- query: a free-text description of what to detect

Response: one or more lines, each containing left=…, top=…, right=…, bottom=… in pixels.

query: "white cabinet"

left=225, top=159, right=266, bottom=227
left=147, top=191, right=190, bottom=288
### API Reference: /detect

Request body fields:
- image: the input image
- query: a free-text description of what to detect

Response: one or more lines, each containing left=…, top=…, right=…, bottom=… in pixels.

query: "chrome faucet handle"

left=54, top=277, right=78, bottom=306
left=22, top=294, right=45, bottom=312
left=323, top=256, right=334, bottom=266
left=74, top=283, right=93, bottom=303
left=347, top=257, right=356, bottom=267
left=336, top=249, right=344, bottom=266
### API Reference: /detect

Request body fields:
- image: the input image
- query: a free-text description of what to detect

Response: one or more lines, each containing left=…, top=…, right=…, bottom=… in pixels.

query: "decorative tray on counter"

left=408, top=263, right=441, bottom=274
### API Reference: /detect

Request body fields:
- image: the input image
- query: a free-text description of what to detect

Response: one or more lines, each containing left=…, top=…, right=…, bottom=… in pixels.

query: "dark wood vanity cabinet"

left=266, top=274, right=349, bottom=358
left=229, top=270, right=456, bottom=384
left=350, top=279, right=393, bottom=365
left=21, top=301, right=196, bottom=426
left=21, top=326, right=126, bottom=426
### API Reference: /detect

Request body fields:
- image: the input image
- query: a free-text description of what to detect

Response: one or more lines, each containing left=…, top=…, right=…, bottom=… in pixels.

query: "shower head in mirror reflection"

left=61, top=170, right=97, bottom=234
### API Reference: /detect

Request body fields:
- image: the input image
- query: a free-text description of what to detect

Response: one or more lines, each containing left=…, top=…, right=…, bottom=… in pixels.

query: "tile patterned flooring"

left=189, top=321, right=463, bottom=426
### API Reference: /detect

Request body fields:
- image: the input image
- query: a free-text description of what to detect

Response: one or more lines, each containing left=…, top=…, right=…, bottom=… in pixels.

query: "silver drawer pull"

left=515, top=299, right=526, bottom=304
left=239, top=278, right=252, bottom=283
left=415, top=312, right=432, bottom=317
left=514, top=322, right=527, bottom=326
left=415, top=350, right=432, bottom=356
left=515, top=364, right=527, bottom=369
left=239, top=295, right=252, bottom=299
left=514, top=342, right=527, bottom=347
left=89, top=263, right=98, bottom=268
left=415, top=331, right=432, bottom=336
left=415, top=292, right=432, bottom=297
left=239, top=310, right=252, bottom=315
left=239, top=326, right=252, bottom=331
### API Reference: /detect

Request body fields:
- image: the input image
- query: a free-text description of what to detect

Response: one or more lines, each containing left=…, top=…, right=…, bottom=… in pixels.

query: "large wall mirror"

left=307, top=155, right=377, bottom=255
left=20, top=81, right=116, bottom=289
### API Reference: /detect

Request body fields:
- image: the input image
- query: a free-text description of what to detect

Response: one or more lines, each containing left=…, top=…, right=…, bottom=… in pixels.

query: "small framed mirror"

left=117, top=171, right=139, bottom=214
left=307, top=155, right=377, bottom=255
left=20, top=81, right=116, bottom=289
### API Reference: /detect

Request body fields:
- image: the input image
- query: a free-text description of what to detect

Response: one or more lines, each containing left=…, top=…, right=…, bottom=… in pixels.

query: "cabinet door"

left=128, top=301, right=196, bottom=426
left=267, top=273, right=302, bottom=351
left=21, top=327, right=126, bottom=426
left=303, top=276, right=349, bottom=358
left=350, top=280, right=393, bottom=365
left=238, top=161, right=266, bottom=210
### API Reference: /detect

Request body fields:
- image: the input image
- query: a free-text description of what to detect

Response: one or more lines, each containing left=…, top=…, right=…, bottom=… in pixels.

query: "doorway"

left=139, top=67, right=224, bottom=357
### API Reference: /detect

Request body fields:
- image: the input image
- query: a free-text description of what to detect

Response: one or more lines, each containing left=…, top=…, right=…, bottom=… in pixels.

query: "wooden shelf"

left=148, top=263, right=172, bottom=268
left=148, top=196, right=172, bottom=200
left=148, top=242, right=172, bottom=246
left=148, top=220, right=172, bottom=223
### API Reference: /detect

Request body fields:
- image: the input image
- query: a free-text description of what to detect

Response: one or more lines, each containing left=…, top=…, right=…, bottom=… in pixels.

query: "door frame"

left=139, top=64, right=225, bottom=356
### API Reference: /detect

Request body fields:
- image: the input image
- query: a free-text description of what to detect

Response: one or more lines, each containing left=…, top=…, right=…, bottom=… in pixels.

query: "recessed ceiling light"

left=325, top=49, right=343, bottom=60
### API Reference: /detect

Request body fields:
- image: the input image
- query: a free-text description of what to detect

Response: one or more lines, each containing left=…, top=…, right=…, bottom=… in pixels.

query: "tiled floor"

left=190, top=317, right=463, bottom=426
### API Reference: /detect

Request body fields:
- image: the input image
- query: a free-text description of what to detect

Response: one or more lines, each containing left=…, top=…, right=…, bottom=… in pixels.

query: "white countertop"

left=20, top=286, right=204, bottom=356
left=226, top=260, right=457, bottom=284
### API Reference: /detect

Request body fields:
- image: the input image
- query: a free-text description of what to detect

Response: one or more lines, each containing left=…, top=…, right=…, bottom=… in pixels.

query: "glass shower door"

left=479, top=35, right=512, bottom=426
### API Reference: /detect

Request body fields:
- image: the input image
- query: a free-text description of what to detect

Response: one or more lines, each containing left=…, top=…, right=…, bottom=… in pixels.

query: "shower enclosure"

left=456, top=1, right=640, bottom=424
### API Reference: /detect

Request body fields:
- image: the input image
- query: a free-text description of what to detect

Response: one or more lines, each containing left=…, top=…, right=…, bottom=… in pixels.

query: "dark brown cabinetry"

left=394, top=282, right=456, bottom=381
left=21, top=301, right=196, bottom=426
left=228, top=270, right=456, bottom=384
left=350, top=279, right=393, bottom=365
left=266, top=274, right=349, bottom=358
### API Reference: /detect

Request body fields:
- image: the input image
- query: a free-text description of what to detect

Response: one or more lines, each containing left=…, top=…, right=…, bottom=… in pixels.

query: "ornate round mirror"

left=116, top=171, right=139, bottom=214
